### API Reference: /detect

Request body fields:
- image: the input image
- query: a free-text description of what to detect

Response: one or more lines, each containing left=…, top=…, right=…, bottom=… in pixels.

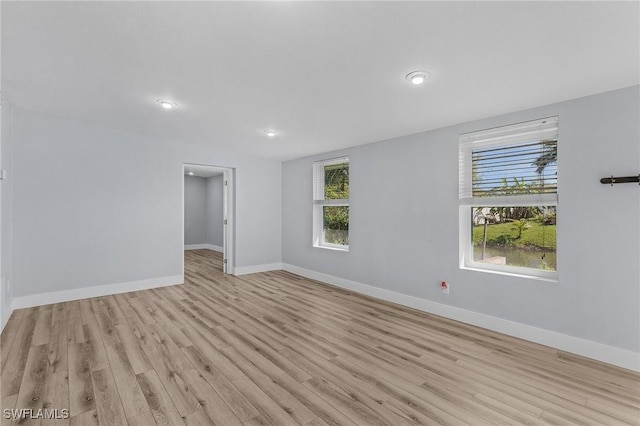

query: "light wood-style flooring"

left=1, top=249, right=639, bottom=425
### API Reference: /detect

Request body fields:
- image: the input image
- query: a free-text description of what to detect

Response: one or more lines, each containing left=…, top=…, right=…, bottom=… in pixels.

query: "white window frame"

left=313, top=156, right=349, bottom=251
left=459, top=117, right=559, bottom=281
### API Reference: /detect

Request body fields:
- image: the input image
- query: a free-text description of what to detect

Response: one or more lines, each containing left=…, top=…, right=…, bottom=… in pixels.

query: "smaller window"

left=313, top=157, right=349, bottom=250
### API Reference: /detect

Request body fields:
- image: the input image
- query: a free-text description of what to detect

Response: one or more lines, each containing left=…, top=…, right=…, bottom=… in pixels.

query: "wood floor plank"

left=181, top=345, right=260, bottom=423
left=2, top=249, right=638, bottom=426
left=126, top=411, right=157, bottom=426
left=179, top=326, right=245, bottom=381
left=78, top=300, right=96, bottom=325
left=219, top=345, right=318, bottom=425
left=79, top=324, right=108, bottom=372
left=132, top=297, right=192, bottom=348
left=184, top=409, right=215, bottom=426
left=301, top=377, right=392, bottom=426
left=136, top=369, right=186, bottom=426
left=332, top=339, right=516, bottom=424
left=90, top=298, right=150, bottom=420
left=69, top=410, right=99, bottom=426
left=472, top=393, right=549, bottom=426
left=226, top=347, right=359, bottom=426
left=170, top=281, right=236, bottom=329
left=136, top=325, right=200, bottom=418
left=1, top=310, right=25, bottom=370
left=97, top=296, right=127, bottom=327
left=13, top=344, right=51, bottom=426
left=47, top=303, right=68, bottom=374
left=40, top=369, right=71, bottom=426
left=1, top=308, right=40, bottom=397
left=144, top=322, right=193, bottom=375
left=209, top=314, right=392, bottom=426
left=324, top=348, right=470, bottom=425
left=110, top=293, right=139, bottom=325
left=160, top=297, right=227, bottom=348
left=325, top=353, right=473, bottom=425
left=1, top=394, right=18, bottom=426
left=182, top=368, right=243, bottom=426
left=111, top=296, right=150, bottom=343
left=505, top=347, right=640, bottom=405
left=453, top=357, right=627, bottom=424
left=381, top=343, right=547, bottom=420
left=127, top=297, right=157, bottom=325
left=68, top=343, right=96, bottom=418
left=65, top=301, right=85, bottom=345
left=218, top=326, right=313, bottom=383
left=586, top=396, right=640, bottom=424
left=31, top=306, right=53, bottom=347
left=114, top=324, right=153, bottom=375
left=90, top=368, right=127, bottom=426
left=231, top=376, right=300, bottom=426
left=303, top=418, right=332, bottom=426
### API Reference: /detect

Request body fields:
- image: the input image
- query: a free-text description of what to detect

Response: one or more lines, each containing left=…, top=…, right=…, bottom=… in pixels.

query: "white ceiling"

left=2, top=1, right=638, bottom=161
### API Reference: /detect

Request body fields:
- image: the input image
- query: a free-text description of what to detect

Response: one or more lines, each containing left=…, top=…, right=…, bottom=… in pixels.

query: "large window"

left=313, top=157, right=349, bottom=250
left=459, top=117, right=558, bottom=279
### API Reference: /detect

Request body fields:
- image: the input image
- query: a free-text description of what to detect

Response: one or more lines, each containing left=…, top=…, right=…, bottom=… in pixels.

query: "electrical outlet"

left=441, top=281, right=450, bottom=295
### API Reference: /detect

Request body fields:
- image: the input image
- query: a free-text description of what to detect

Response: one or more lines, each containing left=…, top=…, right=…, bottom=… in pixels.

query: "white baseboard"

left=235, top=263, right=283, bottom=276
left=184, top=244, right=223, bottom=252
left=282, top=263, right=640, bottom=372
left=11, top=275, right=183, bottom=310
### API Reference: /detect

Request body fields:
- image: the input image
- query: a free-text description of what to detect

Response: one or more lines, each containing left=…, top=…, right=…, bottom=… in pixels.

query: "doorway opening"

left=182, top=163, right=235, bottom=275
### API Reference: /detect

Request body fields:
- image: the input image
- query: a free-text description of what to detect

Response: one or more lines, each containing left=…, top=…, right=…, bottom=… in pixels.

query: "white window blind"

left=459, top=117, right=558, bottom=207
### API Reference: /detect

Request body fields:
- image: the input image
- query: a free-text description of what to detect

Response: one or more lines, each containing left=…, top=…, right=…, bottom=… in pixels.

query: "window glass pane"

left=472, top=141, right=557, bottom=197
left=472, top=206, right=556, bottom=271
left=324, top=162, right=349, bottom=200
left=323, top=206, right=349, bottom=245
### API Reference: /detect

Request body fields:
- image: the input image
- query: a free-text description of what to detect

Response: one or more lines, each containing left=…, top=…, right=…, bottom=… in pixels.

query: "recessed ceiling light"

left=157, top=99, right=177, bottom=109
left=187, top=171, right=194, bottom=176
left=264, top=129, right=276, bottom=137
left=405, top=70, right=431, bottom=85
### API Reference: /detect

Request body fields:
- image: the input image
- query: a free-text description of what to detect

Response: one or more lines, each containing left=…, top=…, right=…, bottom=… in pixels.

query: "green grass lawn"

left=472, top=220, right=556, bottom=250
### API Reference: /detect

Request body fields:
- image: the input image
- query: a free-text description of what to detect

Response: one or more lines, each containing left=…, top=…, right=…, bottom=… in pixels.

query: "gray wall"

left=282, top=86, right=640, bottom=353
left=11, top=107, right=281, bottom=298
left=184, top=176, right=207, bottom=245
left=184, top=174, right=224, bottom=247
left=206, top=174, right=224, bottom=247
left=1, top=99, right=15, bottom=329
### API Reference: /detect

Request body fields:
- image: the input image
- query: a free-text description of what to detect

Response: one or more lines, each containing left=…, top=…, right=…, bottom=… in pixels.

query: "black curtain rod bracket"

left=600, top=174, right=640, bottom=186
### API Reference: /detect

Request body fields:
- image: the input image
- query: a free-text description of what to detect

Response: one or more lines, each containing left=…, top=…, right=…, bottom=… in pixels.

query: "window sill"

left=313, top=244, right=349, bottom=252
left=461, top=264, right=558, bottom=283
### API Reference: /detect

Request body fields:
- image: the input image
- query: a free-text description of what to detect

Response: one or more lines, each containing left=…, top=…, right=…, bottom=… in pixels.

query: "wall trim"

left=184, top=244, right=223, bottom=252
left=282, top=263, right=640, bottom=372
left=11, top=275, right=183, bottom=310
left=234, top=263, right=283, bottom=276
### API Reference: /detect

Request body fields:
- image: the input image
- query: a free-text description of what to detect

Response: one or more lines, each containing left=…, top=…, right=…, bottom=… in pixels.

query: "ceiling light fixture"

left=157, top=99, right=177, bottom=109
left=187, top=171, right=194, bottom=176
left=264, top=129, right=276, bottom=137
left=405, top=70, right=431, bottom=85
